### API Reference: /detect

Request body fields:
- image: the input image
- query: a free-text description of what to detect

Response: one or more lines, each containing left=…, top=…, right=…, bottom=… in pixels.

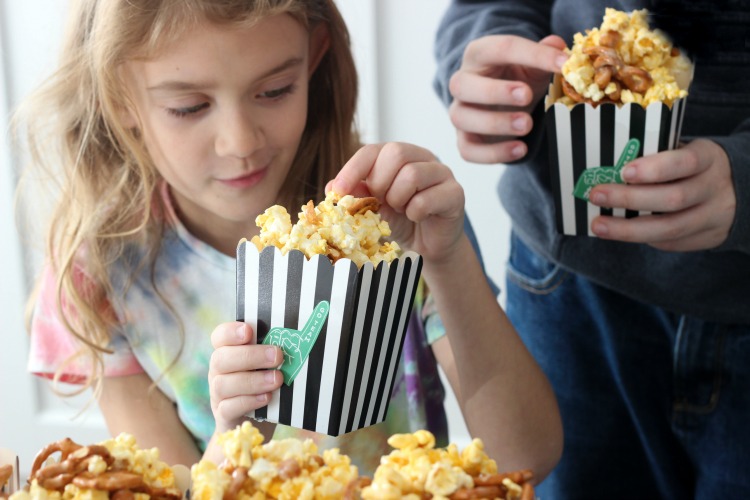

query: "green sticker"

left=262, top=301, right=330, bottom=385
left=573, top=138, right=641, bottom=201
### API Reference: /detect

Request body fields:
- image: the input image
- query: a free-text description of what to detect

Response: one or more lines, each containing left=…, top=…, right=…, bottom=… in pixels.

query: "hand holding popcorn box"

left=545, top=8, right=693, bottom=236
left=237, top=192, right=422, bottom=436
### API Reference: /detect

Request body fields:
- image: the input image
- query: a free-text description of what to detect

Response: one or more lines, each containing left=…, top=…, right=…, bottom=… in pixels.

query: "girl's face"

left=123, top=14, right=327, bottom=255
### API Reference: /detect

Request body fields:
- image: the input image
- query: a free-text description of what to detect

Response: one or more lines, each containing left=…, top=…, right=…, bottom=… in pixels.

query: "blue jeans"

left=505, top=231, right=750, bottom=499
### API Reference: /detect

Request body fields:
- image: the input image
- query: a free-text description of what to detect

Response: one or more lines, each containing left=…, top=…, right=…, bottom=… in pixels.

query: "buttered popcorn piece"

left=250, top=191, right=401, bottom=267
left=191, top=421, right=362, bottom=500
left=559, top=8, right=691, bottom=107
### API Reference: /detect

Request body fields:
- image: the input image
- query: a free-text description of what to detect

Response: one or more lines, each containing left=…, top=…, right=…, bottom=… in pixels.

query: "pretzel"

left=343, top=476, right=372, bottom=500
left=72, top=471, right=144, bottom=491
left=450, top=485, right=504, bottom=499
left=345, top=196, right=380, bottom=216
left=30, top=442, right=118, bottom=492
left=0, top=465, right=12, bottom=489
left=619, top=65, right=653, bottom=93
left=562, top=78, right=617, bottom=106
left=473, top=469, right=534, bottom=486
left=277, top=458, right=301, bottom=480
left=447, top=469, right=535, bottom=499
left=29, top=437, right=82, bottom=480
left=223, top=466, right=249, bottom=500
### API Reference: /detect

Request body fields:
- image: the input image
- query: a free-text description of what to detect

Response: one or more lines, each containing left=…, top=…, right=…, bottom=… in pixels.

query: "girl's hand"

left=588, top=139, right=736, bottom=251
left=329, top=142, right=465, bottom=265
left=208, top=322, right=283, bottom=434
left=448, top=34, right=567, bottom=164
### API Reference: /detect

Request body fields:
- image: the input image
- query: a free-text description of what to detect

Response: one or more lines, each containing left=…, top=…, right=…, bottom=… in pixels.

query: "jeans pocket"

left=506, top=232, right=567, bottom=294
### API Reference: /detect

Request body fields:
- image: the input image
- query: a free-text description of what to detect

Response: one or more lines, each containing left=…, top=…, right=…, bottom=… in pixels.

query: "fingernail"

left=556, top=54, right=568, bottom=70
left=591, top=192, right=607, bottom=205
left=265, top=371, right=276, bottom=384
left=621, top=165, right=636, bottom=181
left=511, top=145, right=525, bottom=158
left=236, top=324, right=246, bottom=340
left=512, top=116, right=526, bottom=132
left=256, top=393, right=268, bottom=403
left=512, top=87, right=526, bottom=103
left=265, top=347, right=278, bottom=362
left=592, top=222, right=608, bottom=235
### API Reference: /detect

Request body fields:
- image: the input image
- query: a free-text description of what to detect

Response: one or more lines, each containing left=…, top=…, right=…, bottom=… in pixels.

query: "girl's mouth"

left=217, top=167, right=268, bottom=189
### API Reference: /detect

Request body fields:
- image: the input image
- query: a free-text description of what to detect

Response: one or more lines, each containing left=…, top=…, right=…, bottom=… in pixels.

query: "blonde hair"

left=18, top=0, right=359, bottom=394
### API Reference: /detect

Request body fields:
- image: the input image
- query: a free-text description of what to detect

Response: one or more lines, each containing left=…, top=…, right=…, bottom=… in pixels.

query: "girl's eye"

left=258, top=84, right=295, bottom=100
left=166, top=102, right=209, bottom=118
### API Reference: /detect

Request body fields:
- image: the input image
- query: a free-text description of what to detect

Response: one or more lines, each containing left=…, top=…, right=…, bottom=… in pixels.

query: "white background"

left=0, top=0, right=510, bottom=474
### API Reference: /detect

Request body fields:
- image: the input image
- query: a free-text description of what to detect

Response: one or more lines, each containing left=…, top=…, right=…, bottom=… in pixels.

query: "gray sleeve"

left=709, top=121, right=750, bottom=254
left=433, top=0, right=555, bottom=106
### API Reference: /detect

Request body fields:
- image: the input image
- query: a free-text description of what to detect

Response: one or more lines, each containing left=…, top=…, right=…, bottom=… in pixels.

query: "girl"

left=22, top=0, right=561, bottom=480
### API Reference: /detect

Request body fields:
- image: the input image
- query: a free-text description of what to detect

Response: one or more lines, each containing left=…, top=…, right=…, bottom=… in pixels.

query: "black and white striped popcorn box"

left=236, top=242, right=423, bottom=436
left=544, top=73, right=688, bottom=236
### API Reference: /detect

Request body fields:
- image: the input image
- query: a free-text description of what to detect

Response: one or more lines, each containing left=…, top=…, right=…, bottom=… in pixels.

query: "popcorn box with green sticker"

left=544, top=71, right=691, bottom=236
left=236, top=242, right=423, bottom=436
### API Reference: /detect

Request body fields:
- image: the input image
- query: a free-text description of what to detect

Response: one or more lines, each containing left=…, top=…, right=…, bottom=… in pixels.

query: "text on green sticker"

left=262, top=301, right=330, bottom=385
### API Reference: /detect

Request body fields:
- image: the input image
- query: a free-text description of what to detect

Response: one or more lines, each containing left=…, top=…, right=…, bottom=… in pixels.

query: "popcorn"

left=191, top=422, right=362, bottom=500
left=250, top=191, right=401, bottom=267
left=361, top=430, right=532, bottom=500
left=558, top=8, right=691, bottom=107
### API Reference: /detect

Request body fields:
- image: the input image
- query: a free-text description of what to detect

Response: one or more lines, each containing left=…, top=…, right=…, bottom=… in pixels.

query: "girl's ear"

left=308, top=23, right=331, bottom=76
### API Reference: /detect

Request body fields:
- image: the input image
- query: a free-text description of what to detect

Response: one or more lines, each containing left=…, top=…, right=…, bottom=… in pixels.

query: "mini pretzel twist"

left=29, top=437, right=82, bottom=480
left=72, top=471, right=144, bottom=491
left=0, top=465, right=12, bottom=489
left=345, top=196, right=380, bottom=216
left=449, top=469, right=535, bottom=500
left=563, top=32, right=653, bottom=105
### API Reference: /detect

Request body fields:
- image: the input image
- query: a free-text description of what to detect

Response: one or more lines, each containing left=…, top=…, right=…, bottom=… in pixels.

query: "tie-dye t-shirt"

left=28, top=187, right=449, bottom=475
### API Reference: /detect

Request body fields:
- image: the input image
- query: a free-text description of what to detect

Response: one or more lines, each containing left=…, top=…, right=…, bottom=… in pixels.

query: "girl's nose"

left=214, top=108, right=264, bottom=159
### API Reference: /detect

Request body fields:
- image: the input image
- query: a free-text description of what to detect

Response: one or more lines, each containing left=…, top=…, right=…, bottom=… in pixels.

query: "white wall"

left=0, top=0, right=510, bottom=470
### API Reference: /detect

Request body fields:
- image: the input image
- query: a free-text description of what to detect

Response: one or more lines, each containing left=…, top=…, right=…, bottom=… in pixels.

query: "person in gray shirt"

left=434, top=0, right=750, bottom=498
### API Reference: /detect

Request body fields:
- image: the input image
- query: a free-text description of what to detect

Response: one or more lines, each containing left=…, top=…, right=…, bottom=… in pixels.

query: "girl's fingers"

left=333, top=143, right=436, bottom=198
left=211, top=370, right=282, bottom=401
left=213, top=393, right=276, bottom=422
left=383, top=161, right=455, bottom=214
left=211, top=322, right=255, bottom=349
left=402, top=181, right=465, bottom=224
left=211, top=344, right=283, bottom=373
left=331, top=143, right=383, bottom=195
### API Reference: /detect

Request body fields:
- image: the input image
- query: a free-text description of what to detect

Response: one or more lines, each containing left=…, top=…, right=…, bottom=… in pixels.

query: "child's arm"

left=426, top=237, right=562, bottom=482
left=331, top=142, right=563, bottom=481
left=98, top=373, right=202, bottom=466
